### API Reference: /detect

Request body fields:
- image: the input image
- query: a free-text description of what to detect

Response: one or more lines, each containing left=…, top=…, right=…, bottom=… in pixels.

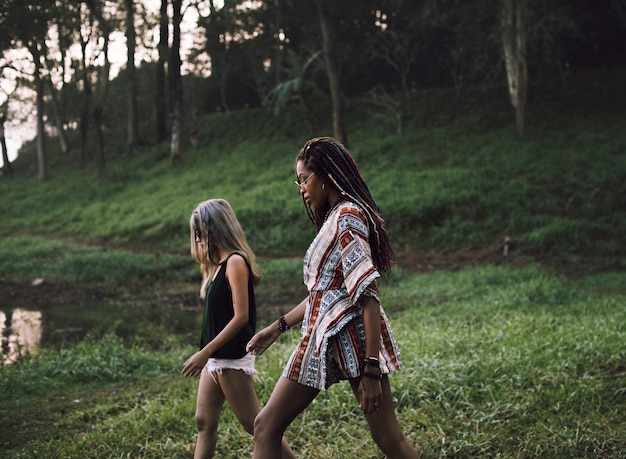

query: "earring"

left=322, top=183, right=326, bottom=191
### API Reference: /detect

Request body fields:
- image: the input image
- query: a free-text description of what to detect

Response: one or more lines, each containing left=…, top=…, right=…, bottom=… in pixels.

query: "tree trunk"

left=45, top=38, right=70, bottom=156
left=85, top=0, right=111, bottom=176
left=125, top=0, right=139, bottom=153
left=316, top=0, right=348, bottom=146
left=79, top=35, right=91, bottom=163
left=315, top=0, right=347, bottom=146
left=501, top=0, right=528, bottom=138
left=169, top=0, right=183, bottom=164
left=79, top=104, right=89, bottom=163
left=32, top=44, right=48, bottom=182
left=93, top=106, right=106, bottom=176
left=47, top=80, right=69, bottom=155
left=207, top=0, right=230, bottom=113
left=273, top=0, right=283, bottom=86
left=155, top=0, right=168, bottom=143
left=0, top=114, right=12, bottom=175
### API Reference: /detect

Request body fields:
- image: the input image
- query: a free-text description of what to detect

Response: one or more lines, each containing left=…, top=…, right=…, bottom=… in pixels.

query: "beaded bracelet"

left=278, top=315, right=290, bottom=333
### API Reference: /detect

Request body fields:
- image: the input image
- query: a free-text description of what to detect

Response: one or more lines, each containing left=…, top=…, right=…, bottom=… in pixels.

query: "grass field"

left=1, top=266, right=624, bottom=458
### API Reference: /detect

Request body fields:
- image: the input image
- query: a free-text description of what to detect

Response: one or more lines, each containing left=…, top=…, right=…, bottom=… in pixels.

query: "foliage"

left=263, top=49, right=324, bottom=129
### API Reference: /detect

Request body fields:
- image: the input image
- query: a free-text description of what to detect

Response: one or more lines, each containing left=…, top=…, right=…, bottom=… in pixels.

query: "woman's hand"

left=358, top=375, right=383, bottom=415
left=246, top=324, right=280, bottom=356
left=182, top=350, right=210, bottom=377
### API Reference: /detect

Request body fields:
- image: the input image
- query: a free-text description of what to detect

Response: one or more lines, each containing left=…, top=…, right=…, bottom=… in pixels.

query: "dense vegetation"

left=0, top=67, right=625, bottom=457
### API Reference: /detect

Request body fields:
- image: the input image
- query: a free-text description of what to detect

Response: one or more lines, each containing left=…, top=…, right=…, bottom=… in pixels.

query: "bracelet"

left=278, top=315, right=290, bottom=333
left=363, top=357, right=380, bottom=370
left=361, top=371, right=383, bottom=381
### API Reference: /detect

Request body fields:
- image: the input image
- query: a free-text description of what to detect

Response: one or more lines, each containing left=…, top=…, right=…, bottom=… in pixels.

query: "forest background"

left=0, top=0, right=625, bottom=458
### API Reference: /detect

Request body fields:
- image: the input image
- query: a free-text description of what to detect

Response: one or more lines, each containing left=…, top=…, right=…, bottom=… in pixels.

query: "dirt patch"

left=0, top=278, right=198, bottom=311
left=395, top=241, right=517, bottom=272
left=0, top=244, right=620, bottom=312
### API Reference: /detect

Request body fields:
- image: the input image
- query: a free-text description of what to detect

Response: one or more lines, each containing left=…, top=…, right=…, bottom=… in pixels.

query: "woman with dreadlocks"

left=247, top=138, right=420, bottom=458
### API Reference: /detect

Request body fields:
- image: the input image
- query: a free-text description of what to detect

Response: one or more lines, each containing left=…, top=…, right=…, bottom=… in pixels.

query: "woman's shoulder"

left=336, top=201, right=371, bottom=235
left=224, top=253, right=249, bottom=275
left=338, top=200, right=367, bottom=221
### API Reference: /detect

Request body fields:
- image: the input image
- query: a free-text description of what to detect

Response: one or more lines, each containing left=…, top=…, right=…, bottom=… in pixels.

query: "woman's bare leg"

left=194, top=370, right=226, bottom=459
left=252, top=377, right=320, bottom=459
left=349, top=376, right=420, bottom=459
left=217, top=370, right=296, bottom=458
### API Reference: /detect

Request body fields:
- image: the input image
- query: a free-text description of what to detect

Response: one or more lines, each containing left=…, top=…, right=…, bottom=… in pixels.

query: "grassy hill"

left=0, top=67, right=625, bottom=292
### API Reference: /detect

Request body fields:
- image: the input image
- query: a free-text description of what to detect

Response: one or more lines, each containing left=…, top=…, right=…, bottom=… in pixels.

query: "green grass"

left=1, top=267, right=624, bottom=458
left=0, top=235, right=191, bottom=285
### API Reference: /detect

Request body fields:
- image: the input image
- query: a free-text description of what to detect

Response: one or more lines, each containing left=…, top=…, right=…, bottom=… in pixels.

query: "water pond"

left=1, top=302, right=201, bottom=365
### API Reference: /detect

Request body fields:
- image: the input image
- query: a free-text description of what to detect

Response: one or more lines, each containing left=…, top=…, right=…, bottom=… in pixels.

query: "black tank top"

left=199, top=253, right=256, bottom=359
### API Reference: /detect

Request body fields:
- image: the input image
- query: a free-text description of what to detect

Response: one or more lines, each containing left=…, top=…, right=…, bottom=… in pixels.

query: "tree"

left=501, top=0, right=528, bottom=138
left=155, top=0, right=168, bottom=143
left=500, top=0, right=573, bottom=138
left=44, top=1, right=83, bottom=156
left=84, top=0, right=114, bottom=176
left=1, top=5, right=20, bottom=175
left=3, top=0, right=54, bottom=181
left=169, top=0, right=183, bottom=164
left=124, top=0, right=139, bottom=153
left=0, top=103, right=11, bottom=175
left=371, top=2, right=420, bottom=98
left=425, top=0, right=502, bottom=94
left=315, top=0, right=347, bottom=145
left=205, top=0, right=230, bottom=112
left=196, top=0, right=276, bottom=112
left=77, top=5, right=92, bottom=164
left=33, top=40, right=48, bottom=181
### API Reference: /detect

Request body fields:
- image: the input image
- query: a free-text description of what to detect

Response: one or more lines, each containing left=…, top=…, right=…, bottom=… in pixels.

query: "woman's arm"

left=358, top=288, right=383, bottom=415
left=246, top=296, right=307, bottom=356
left=361, top=292, right=381, bottom=359
left=182, top=254, right=250, bottom=377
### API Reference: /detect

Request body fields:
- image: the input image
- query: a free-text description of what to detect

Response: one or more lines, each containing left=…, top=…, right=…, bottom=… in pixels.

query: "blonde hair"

left=190, top=199, right=260, bottom=297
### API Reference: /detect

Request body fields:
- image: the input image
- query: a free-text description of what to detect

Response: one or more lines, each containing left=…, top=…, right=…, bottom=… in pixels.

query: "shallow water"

left=1, top=302, right=201, bottom=365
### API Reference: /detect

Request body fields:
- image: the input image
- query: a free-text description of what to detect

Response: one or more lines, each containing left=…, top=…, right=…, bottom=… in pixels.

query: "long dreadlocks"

left=296, top=137, right=395, bottom=274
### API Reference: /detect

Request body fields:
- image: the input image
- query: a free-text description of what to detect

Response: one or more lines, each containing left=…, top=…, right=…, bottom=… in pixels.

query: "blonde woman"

left=182, top=199, right=294, bottom=459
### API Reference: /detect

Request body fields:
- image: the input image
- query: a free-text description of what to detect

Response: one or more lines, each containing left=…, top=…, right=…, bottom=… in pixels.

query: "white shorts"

left=203, top=353, right=258, bottom=381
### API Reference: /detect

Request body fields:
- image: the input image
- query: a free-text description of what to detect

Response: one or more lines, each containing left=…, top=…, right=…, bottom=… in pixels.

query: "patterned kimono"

left=283, top=201, right=403, bottom=390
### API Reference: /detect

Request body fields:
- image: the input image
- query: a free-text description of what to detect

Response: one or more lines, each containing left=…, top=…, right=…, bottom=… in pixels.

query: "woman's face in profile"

left=295, top=160, right=325, bottom=210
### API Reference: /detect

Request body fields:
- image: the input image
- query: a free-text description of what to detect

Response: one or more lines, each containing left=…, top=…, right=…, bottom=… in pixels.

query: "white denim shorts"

left=203, top=353, right=258, bottom=382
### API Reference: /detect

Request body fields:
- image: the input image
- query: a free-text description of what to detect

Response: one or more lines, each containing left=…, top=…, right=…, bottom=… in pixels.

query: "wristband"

left=363, top=357, right=380, bottom=370
left=278, top=315, right=290, bottom=333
